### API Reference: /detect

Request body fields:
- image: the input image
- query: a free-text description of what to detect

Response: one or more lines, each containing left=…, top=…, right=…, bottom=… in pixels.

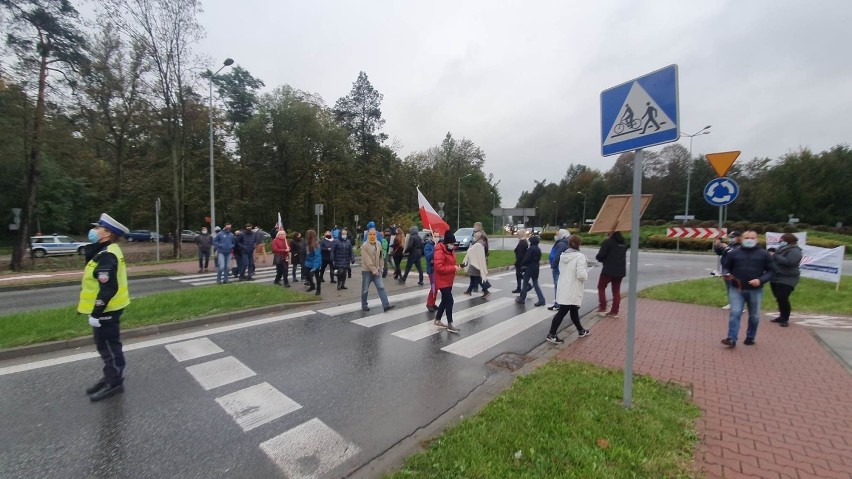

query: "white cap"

left=91, top=213, right=129, bottom=236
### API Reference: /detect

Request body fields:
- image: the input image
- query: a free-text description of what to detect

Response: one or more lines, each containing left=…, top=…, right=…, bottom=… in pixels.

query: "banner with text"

left=765, top=231, right=807, bottom=250
left=799, top=244, right=845, bottom=284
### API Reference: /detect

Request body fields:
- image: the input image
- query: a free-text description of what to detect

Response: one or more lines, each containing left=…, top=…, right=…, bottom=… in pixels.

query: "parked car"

left=181, top=230, right=199, bottom=242
left=29, top=235, right=90, bottom=258
left=453, top=227, right=475, bottom=250
left=126, top=230, right=156, bottom=242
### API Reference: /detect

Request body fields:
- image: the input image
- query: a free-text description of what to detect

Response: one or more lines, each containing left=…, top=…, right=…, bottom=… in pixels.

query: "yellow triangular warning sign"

left=706, top=151, right=740, bottom=177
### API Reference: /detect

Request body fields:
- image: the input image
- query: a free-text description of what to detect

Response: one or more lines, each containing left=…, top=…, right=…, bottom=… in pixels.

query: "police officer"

left=80, top=213, right=131, bottom=402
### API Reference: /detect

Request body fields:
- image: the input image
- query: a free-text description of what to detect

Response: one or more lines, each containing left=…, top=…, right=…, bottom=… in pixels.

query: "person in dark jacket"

left=195, top=227, right=212, bottom=273
left=595, top=231, right=628, bottom=318
left=516, top=235, right=546, bottom=306
left=319, top=231, right=335, bottom=283
left=402, top=225, right=424, bottom=285
left=231, top=229, right=243, bottom=278
left=289, top=232, right=303, bottom=284
left=391, top=232, right=405, bottom=282
left=720, top=230, right=775, bottom=347
left=332, top=231, right=354, bottom=290
left=423, top=232, right=437, bottom=311
left=512, top=229, right=529, bottom=293
left=213, top=223, right=235, bottom=284
left=237, top=224, right=257, bottom=280
left=769, top=233, right=803, bottom=327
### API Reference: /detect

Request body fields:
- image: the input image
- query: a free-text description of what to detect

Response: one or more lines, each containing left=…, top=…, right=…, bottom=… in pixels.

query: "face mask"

left=341, top=234, right=347, bottom=239
left=778, top=241, right=787, bottom=248
left=445, top=244, right=455, bottom=251
left=88, top=228, right=100, bottom=243
left=742, top=239, right=758, bottom=248
left=201, top=229, right=207, bottom=234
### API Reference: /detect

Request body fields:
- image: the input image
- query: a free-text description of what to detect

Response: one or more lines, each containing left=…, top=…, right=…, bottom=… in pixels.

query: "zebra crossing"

left=169, top=265, right=304, bottom=286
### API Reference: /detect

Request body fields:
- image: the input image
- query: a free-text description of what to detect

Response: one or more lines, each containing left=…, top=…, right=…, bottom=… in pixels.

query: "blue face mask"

left=88, top=228, right=100, bottom=243
left=742, top=239, right=758, bottom=248
left=778, top=241, right=787, bottom=248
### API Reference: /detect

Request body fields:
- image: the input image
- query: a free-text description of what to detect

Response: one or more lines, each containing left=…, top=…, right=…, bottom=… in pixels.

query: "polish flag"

left=417, top=187, right=450, bottom=236
left=276, top=212, right=283, bottom=232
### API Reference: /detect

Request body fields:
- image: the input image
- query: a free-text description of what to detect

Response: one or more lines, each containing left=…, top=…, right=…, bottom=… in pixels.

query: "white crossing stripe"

left=352, top=294, right=477, bottom=328
left=165, top=337, right=223, bottom=362
left=0, top=311, right=316, bottom=377
left=259, top=417, right=361, bottom=479
left=317, top=282, right=478, bottom=317
left=169, top=266, right=278, bottom=281
left=392, top=297, right=516, bottom=342
left=441, top=307, right=553, bottom=358
left=215, top=382, right=302, bottom=432
left=489, top=271, right=517, bottom=279
left=185, top=356, right=257, bottom=390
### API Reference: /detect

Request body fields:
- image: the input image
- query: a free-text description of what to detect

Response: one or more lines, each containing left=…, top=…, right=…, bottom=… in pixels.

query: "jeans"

left=361, top=271, right=390, bottom=309
left=597, top=274, right=624, bottom=314
left=515, top=264, right=524, bottom=290
left=519, top=271, right=545, bottom=303
left=403, top=252, right=423, bottom=283
left=551, top=269, right=560, bottom=306
left=217, top=252, right=231, bottom=283
left=436, top=286, right=455, bottom=324
left=770, top=282, right=794, bottom=321
left=198, top=249, right=210, bottom=269
left=239, top=252, right=254, bottom=278
left=727, top=287, right=763, bottom=342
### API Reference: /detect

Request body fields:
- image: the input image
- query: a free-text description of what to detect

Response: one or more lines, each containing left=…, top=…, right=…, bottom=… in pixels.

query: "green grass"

left=387, top=361, right=700, bottom=479
left=639, top=276, right=852, bottom=315
left=0, top=283, right=316, bottom=349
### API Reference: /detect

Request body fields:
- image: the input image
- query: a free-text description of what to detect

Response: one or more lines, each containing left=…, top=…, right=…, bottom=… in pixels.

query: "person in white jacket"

left=462, top=231, right=491, bottom=298
left=547, top=235, right=591, bottom=344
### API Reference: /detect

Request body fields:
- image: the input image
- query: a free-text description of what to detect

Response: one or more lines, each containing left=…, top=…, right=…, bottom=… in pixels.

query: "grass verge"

left=0, top=283, right=316, bottom=349
left=639, top=276, right=852, bottom=315
left=387, top=361, right=700, bottom=478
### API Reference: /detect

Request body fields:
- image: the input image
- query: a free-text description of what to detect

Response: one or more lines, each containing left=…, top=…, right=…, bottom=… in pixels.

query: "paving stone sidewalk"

left=556, top=299, right=852, bottom=479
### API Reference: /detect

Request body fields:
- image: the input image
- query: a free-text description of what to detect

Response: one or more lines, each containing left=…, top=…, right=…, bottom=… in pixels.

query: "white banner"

left=799, top=244, right=845, bottom=284
left=765, top=231, right=807, bottom=250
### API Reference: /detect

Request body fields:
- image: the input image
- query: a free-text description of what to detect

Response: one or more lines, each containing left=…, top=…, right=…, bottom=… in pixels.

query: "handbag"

left=482, top=280, right=492, bottom=290
left=273, top=254, right=281, bottom=265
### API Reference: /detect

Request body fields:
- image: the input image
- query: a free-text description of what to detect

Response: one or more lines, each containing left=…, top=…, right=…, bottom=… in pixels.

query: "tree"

left=1, top=0, right=88, bottom=270
left=333, top=71, right=388, bottom=159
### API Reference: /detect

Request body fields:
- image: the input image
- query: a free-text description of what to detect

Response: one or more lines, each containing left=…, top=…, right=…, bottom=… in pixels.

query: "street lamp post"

left=209, top=57, right=234, bottom=233
left=577, top=191, right=587, bottom=231
left=553, top=200, right=557, bottom=227
left=681, top=125, right=711, bottom=224
left=457, top=173, right=473, bottom=229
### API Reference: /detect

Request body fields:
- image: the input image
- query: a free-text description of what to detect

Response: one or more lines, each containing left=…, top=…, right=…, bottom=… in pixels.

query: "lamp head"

left=223, top=58, right=234, bottom=66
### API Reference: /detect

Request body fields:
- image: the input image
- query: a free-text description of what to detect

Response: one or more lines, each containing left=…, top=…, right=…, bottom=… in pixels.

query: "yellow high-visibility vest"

left=77, top=243, right=130, bottom=314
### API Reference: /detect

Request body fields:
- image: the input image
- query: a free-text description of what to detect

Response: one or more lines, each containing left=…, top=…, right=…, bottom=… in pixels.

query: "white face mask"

left=742, top=239, right=758, bottom=248
left=778, top=241, right=787, bottom=248
left=445, top=244, right=454, bottom=251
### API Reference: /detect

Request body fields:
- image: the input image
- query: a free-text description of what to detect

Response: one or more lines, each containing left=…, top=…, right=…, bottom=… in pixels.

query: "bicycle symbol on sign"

left=613, top=103, right=666, bottom=136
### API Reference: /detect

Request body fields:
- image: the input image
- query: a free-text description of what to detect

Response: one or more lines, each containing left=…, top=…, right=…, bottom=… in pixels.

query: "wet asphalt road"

left=0, top=251, right=718, bottom=478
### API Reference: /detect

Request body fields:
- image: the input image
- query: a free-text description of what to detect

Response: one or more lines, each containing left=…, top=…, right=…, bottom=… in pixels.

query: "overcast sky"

left=194, top=0, right=851, bottom=205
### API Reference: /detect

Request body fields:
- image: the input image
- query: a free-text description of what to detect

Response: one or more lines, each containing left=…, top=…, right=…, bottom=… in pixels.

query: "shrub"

left=539, top=232, right=556, bottom=241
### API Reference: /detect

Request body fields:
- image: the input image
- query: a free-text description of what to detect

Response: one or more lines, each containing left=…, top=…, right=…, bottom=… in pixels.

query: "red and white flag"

left=417, top=187, right=450, bottom=236
left=276, top=212, right=283, bottom=232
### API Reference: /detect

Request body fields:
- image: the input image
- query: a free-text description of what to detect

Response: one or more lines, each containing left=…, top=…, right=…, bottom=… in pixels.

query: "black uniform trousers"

left=93, top=309, right=126, bottom=386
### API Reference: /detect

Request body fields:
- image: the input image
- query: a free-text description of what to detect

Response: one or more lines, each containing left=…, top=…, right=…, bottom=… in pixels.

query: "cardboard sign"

left=588, top=194, right=653, bottom=234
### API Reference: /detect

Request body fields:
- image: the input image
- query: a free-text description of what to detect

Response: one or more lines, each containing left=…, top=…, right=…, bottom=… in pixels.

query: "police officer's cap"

left=728, top=230, right=741, bottom=238
left=92, top=213, right=129, bottom=236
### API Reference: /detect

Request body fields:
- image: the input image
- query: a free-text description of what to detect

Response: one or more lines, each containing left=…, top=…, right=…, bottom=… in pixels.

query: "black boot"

left=85, top=378, right=106, bottom=395
left=89, top=383, right=124, bottom=402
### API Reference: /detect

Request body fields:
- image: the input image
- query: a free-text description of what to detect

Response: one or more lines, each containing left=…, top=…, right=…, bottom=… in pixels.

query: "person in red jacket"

left=433, top=231, right=462, bottom=333
left=271, top=230, right=291, bottom=287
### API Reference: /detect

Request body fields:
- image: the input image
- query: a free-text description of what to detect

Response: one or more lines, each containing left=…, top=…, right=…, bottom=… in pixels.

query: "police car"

left=29, top=234, right=90, bottom=257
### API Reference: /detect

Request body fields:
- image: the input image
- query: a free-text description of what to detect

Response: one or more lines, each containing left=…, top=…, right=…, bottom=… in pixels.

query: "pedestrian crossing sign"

left=600, top=64, right=679, bottom=156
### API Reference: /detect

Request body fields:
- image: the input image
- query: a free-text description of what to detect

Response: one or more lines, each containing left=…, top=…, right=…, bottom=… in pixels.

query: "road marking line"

left=168, top=266, right=278, bottom=281
left=185, top=356, right=257, bottom=390
left=352, top=295, right=476, bottom=328
left=165, top=337, right=223, bottom=362
left=215, top=382, right=302, bottom=432
left=188, top=271, right=279, bottom=286
left=441, top=307, right=552, bottom=358
left=0, top=310, right=316, bottom=377
left=392, top=297, right=515, bottom=341
left=259, top=417, right=360, bottom=479
left=318, top=289, right=427, bottom=316
left=489, top=271, right=517, bottom=279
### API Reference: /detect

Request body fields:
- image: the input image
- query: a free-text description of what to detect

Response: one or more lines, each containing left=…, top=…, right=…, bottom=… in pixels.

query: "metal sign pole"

left=155, top=197, right=161, bottom=262
left=624, top=148, right=643, bottom=408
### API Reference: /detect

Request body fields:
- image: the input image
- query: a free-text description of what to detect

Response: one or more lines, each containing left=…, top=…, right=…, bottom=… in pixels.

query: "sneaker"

left=546, top=334, right=564, bottom=345
left=720, top=338, right=736, bottom=347
left=463, top=291, right=472, bottom=296
left=547, top=304, right=558, bottom=311
left=770, top=317, right=783, bottom=323
left=722, top=304, right=731, bottom=310
left=361, top=306, right=370, bottom=311
left=306, top=286, right=315, bottom=292
left=515, top=298, right=525, bottom=304
left=744, top=338, right=755, bottom=345
left=597, top=310, right=608, bottom=316
left=418, top=281, right=424, bottom=286
left=340, top=286, right=347, bottom=290
left=433, top=320, right=447, bottom=328
left=511, top=289, right=521, bottom=294
left=578, top=329, right=591, bottom=338
left=780, top=322, right=789, bottom=328
left=604, top=313, right=620, bottom=319
left=314, top=291, right=321, bottom=296
left=383, top=305, right=396, bottom=312
left=534, top=301, right=545, bottom=307
left=446, top=324, right=460, bottom=334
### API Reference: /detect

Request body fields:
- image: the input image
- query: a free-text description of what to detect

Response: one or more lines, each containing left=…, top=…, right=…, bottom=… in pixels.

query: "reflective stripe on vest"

left=77, top=243, right=130, bottom=314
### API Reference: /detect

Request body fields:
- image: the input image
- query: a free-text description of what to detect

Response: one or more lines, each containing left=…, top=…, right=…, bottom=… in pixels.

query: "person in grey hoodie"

left=195, top=227, right=213, bottom=273
left=769, top=233, right=803, bottom=327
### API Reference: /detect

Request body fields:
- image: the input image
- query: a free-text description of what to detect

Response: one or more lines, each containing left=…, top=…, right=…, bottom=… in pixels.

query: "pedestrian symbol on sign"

left=605, top=82, right=674, bottom=144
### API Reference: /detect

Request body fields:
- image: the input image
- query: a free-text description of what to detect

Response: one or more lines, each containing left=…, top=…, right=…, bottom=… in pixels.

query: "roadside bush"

left=806, top=238, right=846, bottom=249
left=539, top=232, right=556, bottom=241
